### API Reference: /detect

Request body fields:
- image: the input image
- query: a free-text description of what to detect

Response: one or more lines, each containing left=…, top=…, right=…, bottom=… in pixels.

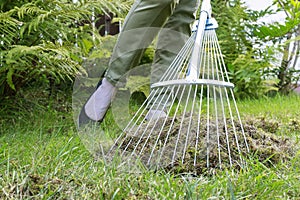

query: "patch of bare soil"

left=115, top=115, right=298, bottom=175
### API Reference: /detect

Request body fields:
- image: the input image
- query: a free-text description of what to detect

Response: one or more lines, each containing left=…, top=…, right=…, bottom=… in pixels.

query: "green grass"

left=0, top=94, right=300, bottom=199
left=238, top=94, right=300, bottom=120
left=237, top=94, right=300, bottom=137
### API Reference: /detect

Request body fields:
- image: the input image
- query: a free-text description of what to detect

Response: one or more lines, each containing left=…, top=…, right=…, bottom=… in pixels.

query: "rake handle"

left=186, top=0, right=212, bottom=80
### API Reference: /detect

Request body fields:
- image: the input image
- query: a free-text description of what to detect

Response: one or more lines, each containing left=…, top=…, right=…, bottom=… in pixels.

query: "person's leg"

left=79, top=0, right=179, bottom=125
left=105, top=0, right=179, bottom=86
left=147, top=0, right=198, bottom=116
left=152, top=0, right=198, bottom=83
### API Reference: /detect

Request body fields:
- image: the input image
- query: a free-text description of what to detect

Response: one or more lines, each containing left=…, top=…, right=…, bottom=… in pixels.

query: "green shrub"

left=0, top=0, right=129, bottom=98
left=228, top=52, right=279, bottom=99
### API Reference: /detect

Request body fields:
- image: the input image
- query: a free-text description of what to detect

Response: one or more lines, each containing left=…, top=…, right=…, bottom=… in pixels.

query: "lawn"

left=0, top=94, right=299, bottom=199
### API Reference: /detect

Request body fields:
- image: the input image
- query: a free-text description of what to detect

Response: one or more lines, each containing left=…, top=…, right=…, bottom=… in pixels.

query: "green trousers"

left=105, top=0, right=198, bottom=86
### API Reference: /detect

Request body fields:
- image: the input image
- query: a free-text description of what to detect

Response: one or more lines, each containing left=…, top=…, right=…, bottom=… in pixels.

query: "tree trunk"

left=278, top=33, right=292, bottom=94
left=291, top=24, right=300, bottom=70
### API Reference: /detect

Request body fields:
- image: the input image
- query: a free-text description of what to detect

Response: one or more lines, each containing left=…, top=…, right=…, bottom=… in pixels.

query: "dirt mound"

left=114, top=116, right=297, bottom=175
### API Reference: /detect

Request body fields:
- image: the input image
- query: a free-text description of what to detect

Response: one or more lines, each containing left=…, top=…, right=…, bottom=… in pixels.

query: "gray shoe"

left=78, top=78, right=116, bottom=128
left=145, top=109, right=167, bottom=121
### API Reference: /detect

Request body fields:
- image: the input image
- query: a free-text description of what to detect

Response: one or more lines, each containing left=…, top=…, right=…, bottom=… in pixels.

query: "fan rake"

left=105, top=0, right=249, bottom=173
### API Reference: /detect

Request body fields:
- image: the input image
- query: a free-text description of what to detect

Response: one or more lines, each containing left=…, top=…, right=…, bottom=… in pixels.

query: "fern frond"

left=14, top=2, right=47, bottom=19
left=0, top=0, right=130, bottom=95
left=2, top=43, right=82, bottom=84
left=0, top=11, right=22, bottom=46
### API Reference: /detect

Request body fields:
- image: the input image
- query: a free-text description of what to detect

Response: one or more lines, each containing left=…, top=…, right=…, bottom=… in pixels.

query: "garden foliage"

left=0, top=0, right=130, bottom=98
left=0, top=0, right=299, bottom=103
left=251, top=0, right=300, bottom=94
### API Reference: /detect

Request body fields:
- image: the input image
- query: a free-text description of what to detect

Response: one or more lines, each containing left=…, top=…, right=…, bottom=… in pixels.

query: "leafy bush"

left=0, top=0, right=129, bottom=98
left=252, top=0, right=300, bottom=94
left=228, top=52, right=279, bottom=99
